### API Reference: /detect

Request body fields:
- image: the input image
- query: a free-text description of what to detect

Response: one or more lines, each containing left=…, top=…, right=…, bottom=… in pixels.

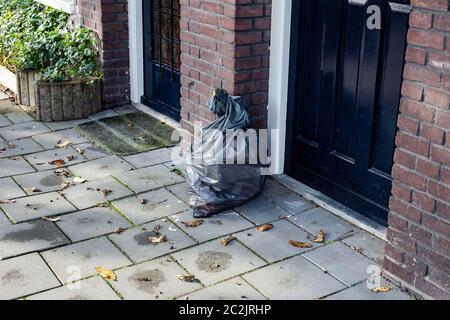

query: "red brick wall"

left=73, top=0, right=130, bottom=108
left=179, top=0, right=272, bottom=134
left=385, top=0, right=450, bottom=300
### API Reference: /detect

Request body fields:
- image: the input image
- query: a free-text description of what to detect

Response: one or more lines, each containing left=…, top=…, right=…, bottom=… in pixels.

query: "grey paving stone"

left=72, top=143, right=107, bottom=160
left=0, top=211, right=10, bottom=226
left=325, top=282, right=413, bottom=300
left=41, top=237, right=132, bottom=283
left=235, top=195, right=291, bottom=225
left=172, top=239, right=266, bottom=286
left=45, top=118, right=92, bottom=131
left=0, top=115, right=12, bottom=127
left=69, top=155, right=133, bottom=180
left=180, top=277, right=267, bottom=300
left=0, top=121, right=50, bottom=141
left=0, top=177, right=26, bottom=200
left=114, top=164, right=184, bottom=193
left=171, top=210, right=253, bottom=243
left=0, top=192, right=76, bottom=223
left=113, top=105, right=137, bottom=115
left=0, top=138, right=44, bottom=158
left=32, top=129, right=89, bottom=150
left=243, top=255, right=346, bottom=300
left=25, top=147, right=86, bottom=171
left=342, top=231, right=386, bottom=264
left=14, top=170, right=72, bottom=195
left=56, top=207, right=131, bottom=242
left=112, top=188, right=189, bottom=225
left=263, top=179, right=315, bottom=214
left=62, top=176, right=133, bottom=210
left=123, top=148, right=173, bottom=168
left=27, top=277, right=120, bottom=300
left=289, top=208, right=357, bottom=241
left=236, top=220, right=318, bottom=263
left=303, top=242, right=374, bottom=286
left=167, top=182, right=191, bottom=203
left=5, top=112, right=34, bottom=124
left=109, top=257, right=202, bottom=300
left=88, top=110, right=119, bottom=121
left=0, top=220, right=69, bottom=259
left=109, top=219, right=196, bottom=263
left=0, top=157, right=35, bottom=178
left=0, top=253, right=61, bottom=300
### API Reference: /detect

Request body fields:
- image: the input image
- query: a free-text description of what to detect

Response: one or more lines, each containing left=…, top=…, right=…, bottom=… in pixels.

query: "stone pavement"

left=0, top=96, right=414, bottom=300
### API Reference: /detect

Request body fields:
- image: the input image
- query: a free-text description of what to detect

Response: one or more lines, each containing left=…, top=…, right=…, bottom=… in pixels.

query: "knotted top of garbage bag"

left=204, top=88, right=251, bottom=132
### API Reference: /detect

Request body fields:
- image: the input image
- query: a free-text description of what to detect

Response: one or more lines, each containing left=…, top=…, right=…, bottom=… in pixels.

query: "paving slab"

left=0, top=157, right=35, bottom=178
left=62, top=176, right=133, bottom=210
left=171, top=210, right=253, bottom=243
left=235, top=195, right=291, bottom=225
left=243, top=255, right=346, bottom=300
left=303, top=242, right=374, bottom=286
left=167, top=183, right=191, bottom=203
left=0, top=192, right=76, bottom=223
left=325, top=281, right=413, bottom=300
left=180, top=277, right=266, bottom=300
left=88, top=110, right=119, bottom=121
left=263, top=179, right=315, bottom=214
left=56, top=207, right=131, bottom=242
left=0, top=121, right=50, bottom=141
left=0, top=211, right=10, bottom=226
left=114, top=164, right=185, bottom=193
left=109, top=257, right=202, bottom=300
left=236, top=220, right=318, bottom=263
left=72, top=142, right=107, bottom=160
left=113, top=105, right=137, bottom=115
left=112, top=188, right=189, bottom=225
left=69, top=155, right=133, bottom=180
left=27, top=277, right=120, bottom=300
left=0, top=115, right=12, bottom=127
left=342, top=231, right=386, bottom=264
left=109, top=219, right=196, bottom=263
left=5, top=112, right=34, bottom=124
left=41, top=237, right=132, bottom=283
left=172, top=239, right=266, bottom=286
left=0, top=220, right=69, bottom=259
left=24, top=147, right=86, bottom=171
left=0, top=138, right=44, bottom=158
left=45, top=118, right=92, bottom=131
left=0, top=253, right=61, bottom=300
left=289, top=208, right=357, bottom=241
left=32, top=129, right=89, bottom=150
left=14, top=170, right=72, bottom=195
left=123, top=148, right=173, bottom=168
left=0, top=177, right=26, bottom=200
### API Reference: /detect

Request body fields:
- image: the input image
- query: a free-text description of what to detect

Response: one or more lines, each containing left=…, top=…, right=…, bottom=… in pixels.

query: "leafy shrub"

left=0, top=0, right=102, bottom=82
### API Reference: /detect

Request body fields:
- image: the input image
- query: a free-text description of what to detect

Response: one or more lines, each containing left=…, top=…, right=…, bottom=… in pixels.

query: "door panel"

left=143, top=0, right=181, bottom=121
left=286, top=0, right=410, bottom=226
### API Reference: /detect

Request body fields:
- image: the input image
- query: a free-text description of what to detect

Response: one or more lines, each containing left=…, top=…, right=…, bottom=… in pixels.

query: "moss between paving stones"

left=75, top=112, right=176, bottom=156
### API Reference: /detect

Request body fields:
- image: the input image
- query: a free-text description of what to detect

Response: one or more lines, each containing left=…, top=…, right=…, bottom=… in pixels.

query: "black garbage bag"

left=185, top=89, right=267, bottom=218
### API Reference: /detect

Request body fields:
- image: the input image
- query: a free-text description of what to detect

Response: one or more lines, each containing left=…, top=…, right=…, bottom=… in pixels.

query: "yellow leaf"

left=182, top=220, right=204, bottom=228
left=55, top=140, right=71, bottom=149
left=178, top=274, right=196, bottom=282
left=148, top=235, right=167, bottom=244
left=289, top=240, right=313, bottom=248
left=95, top=267, right=117, bottom=281
left=257, top=224, right=273, bottom=232
left=48, top=159, right=65, bottom=167
left=313, top=230, right=325, bottom=243
left=372, top=287, right=391, bottom=293
left=220, top=235, right=237, bottom=246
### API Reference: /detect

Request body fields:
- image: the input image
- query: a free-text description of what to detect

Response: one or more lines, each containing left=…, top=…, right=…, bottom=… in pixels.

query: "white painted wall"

left=35, top=0, right=75, bottom=14
left=128, top=0, right=145, bottom=104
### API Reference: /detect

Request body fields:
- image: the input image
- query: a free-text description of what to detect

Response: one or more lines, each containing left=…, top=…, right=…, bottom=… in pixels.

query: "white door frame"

left=267, top=0, right=293, bottom=175
left=128, top=0, right=145, bottom=104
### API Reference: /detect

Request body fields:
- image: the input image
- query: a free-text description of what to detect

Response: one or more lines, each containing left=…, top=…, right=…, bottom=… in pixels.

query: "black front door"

left=143, top=0, right=181, bottom=121
left=286, top=0, right=410, bottom=226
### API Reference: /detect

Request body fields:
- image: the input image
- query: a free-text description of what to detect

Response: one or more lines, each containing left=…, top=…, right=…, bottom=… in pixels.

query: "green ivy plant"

left=0, top=0, right=102, bottom=82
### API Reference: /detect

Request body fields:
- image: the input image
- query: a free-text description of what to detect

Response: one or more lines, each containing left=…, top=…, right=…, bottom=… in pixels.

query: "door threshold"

left=133, top=102, right=181, bottom=130
left=273, top=174, right=388, bottom=241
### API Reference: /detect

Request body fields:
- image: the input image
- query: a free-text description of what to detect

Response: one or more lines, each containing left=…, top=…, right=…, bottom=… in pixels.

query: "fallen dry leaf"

left=0, top=199, right=16, bottom=204
left=153, top=225, right=161, bottom=233
left=95, top=267, right=117, bottom=281
left=48, top=159, right=65, bottom=167
left=8, top=156, right=21, bottom=161
left=221, top=235, right=237, bottom=246
left=60, top=182, right=70, bottom=190
left=73, top=176, right=87, bottom=184
left=113, top=227, right=126, bottom=234
left=7, top=143, right=15, bottom=149
left=289, top=240, right=313, bottom=248
left=148, top=235, right=167, bottom=244
left=101, top=189, right=113, bottom=197
left=54, top=169, right=71, bottom=177
left=352, top=246, right=363, bottom=254
left=42, top=216, right=60, bottom=222
left=371, top=287, right=391, bottom=293
left=75, top=147, right=85, bottom=155
left=24, top=187, right=41, bottom=193
left=96, top=202, right=109, bottom=208
left=55, top=140, right=71, bottom=149
left=177, top=275, right=196, bottom=283
left=313, top=230, right=325, bottom=243
left=182, top=220, right=204, bottom=228
left=67, top=155, right=74, bottom=162
left=257, top=224, right=273, bottom=232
